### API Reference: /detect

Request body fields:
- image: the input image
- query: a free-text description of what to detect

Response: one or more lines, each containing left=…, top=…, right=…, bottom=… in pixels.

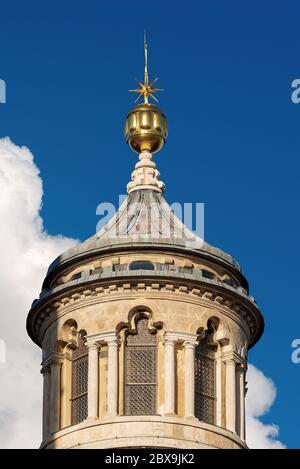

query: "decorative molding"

left=183, top=339, right=199, bottom=349
left=41, top=352, right=64, bottom=369
left=40, top=364, right=51, bottom=375
left=127, top=151, right=165, bottom=194
left=85, top=331, right=118, bottom=347
left=222, top=351, right=246, bottom=366
left=164, top=331, right=198, bottom=345
left=85, top=342, right=100, bottom=352
left=30, top=279, right=261, bottom=348
left=215, top=328, right=230, bottom=346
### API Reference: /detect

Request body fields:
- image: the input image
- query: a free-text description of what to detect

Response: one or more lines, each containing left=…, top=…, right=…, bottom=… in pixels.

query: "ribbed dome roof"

left=47, top=189, right=241, bottom=276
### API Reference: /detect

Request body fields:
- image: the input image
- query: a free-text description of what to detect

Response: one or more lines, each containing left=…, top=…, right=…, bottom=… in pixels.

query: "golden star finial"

left=129, top=32, right=163, bottom=104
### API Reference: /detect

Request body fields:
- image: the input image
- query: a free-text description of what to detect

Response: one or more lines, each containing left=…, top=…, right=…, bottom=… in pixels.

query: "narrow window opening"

left=202, top=269, right=215, bottom=280
left=124, top=317, right=157, bottom=415
left=71, top=335, right=88, bottom=425
left=195, top=344, right=216, bottom=424
left=129, top=261, right=155, bottom=271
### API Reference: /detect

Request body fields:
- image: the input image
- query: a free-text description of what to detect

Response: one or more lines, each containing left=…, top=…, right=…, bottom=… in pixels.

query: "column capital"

left=183, top=339, right=198, bottom=349
left=107, top=336, right=119, bottom=347
left=165, top=331, right=198, bottom=346
left=40, top=363, right=51, bottom=375
left=163, top=333, right=177, bottom=346
left=85, top=341, right=100, bottom=351
left=42, top=352, right=64, bottom=369
left=85, top=331, right=118, bottom=346
left=164, top=331, right=178, bottom=343
left=223, top=351, right=244, bottom=366
left=163, top=339, right=176, bottom=348
left=223, top=357, right=236, bottom=366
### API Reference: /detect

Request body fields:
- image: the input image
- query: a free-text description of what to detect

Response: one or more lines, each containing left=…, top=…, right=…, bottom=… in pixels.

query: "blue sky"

left=1, top=0, right=299, bottom=447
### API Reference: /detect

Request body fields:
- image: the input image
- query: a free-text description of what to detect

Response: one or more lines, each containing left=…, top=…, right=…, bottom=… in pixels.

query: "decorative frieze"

left=71, top=293, right=81, bottom=301
left=31, top=280, right=260, bottom=347
left=215, top=296, right=224, bottom=304
left=202, top=291, right=213, bottom=300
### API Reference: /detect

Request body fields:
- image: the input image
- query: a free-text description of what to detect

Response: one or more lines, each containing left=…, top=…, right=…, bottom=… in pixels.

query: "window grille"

left=71, top=335, right=88, bottom=425
left=195, top=346, right=215, bottom=424
left=124, top=317, right=157, bottom=415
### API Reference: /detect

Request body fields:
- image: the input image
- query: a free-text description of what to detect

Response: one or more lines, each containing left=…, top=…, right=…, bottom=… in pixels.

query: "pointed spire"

left=144, top=30, right=149, bottom=88
left=125, top=33, right=168, bottom=189
left=129, top=32, right=163, bottom=104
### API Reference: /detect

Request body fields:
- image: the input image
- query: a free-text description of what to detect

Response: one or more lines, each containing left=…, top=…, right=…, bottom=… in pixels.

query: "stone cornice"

left=42, top=264, right=248, bottom=300
left=43, top=243, right=245, bottom=291
left=27, top=277, right=263, bottom=350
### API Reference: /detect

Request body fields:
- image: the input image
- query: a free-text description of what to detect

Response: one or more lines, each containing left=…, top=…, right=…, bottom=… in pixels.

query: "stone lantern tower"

left=27, top=37, right=264, bottom=449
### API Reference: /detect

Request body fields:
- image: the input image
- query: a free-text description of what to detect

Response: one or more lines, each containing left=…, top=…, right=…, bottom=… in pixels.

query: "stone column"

left=184, top=340, right=197, bottom=418
left=237, top=363, right=246, bottom=440
left=107, top=336, right=118, bottom=417
left=87, top=342, right=100, bottom=419
left=224, top=356, right=237, bottom=433
left=164, top=337, right=176, bottom=415
left=215, top=352, right=223, bottom=427
left=49, top=354, right=63, bottom=434
left=41, top=364, right=51, bottom=441
left=60, top=349, right=72, bottom=428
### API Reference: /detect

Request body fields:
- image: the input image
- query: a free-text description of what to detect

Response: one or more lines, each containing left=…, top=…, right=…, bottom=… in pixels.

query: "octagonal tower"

left=27, top=37, right=263, bottom=449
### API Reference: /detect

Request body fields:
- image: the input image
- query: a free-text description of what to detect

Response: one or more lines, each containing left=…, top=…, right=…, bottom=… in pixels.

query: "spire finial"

left=129, top=32, right=163, bottom=104
left=144, top=30, right=148, bottom=87
left=125, top=33, right=168, bottom=156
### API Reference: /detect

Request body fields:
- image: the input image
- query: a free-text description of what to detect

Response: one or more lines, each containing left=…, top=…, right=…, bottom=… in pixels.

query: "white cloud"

left=246, top=364, right=286, bottom=448
left=0, top=137, right=285, bottom=449
left=0, top=137, right=78, bottom=448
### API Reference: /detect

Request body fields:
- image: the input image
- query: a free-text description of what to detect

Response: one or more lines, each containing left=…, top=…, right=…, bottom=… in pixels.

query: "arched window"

left=70, top=272, right=82, bottom=281
left=201, top=269, right=215, bottom=280
left=129, top=261, right=155, bottom=271
left=194, top=319, right=218, bottom=425
left=124, top=317, right=157, bottom=415
left=71, top=334, right=88, bottom=425
left=195, top=344, right=215, bottom=424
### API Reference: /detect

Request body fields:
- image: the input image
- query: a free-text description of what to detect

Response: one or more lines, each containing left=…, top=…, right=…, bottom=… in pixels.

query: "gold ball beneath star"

left=125, top=103, right=168, bottom=154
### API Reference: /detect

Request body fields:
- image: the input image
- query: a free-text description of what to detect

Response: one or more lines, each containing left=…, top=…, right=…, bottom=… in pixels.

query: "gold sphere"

left=125, top=103, right=168, bottom=154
